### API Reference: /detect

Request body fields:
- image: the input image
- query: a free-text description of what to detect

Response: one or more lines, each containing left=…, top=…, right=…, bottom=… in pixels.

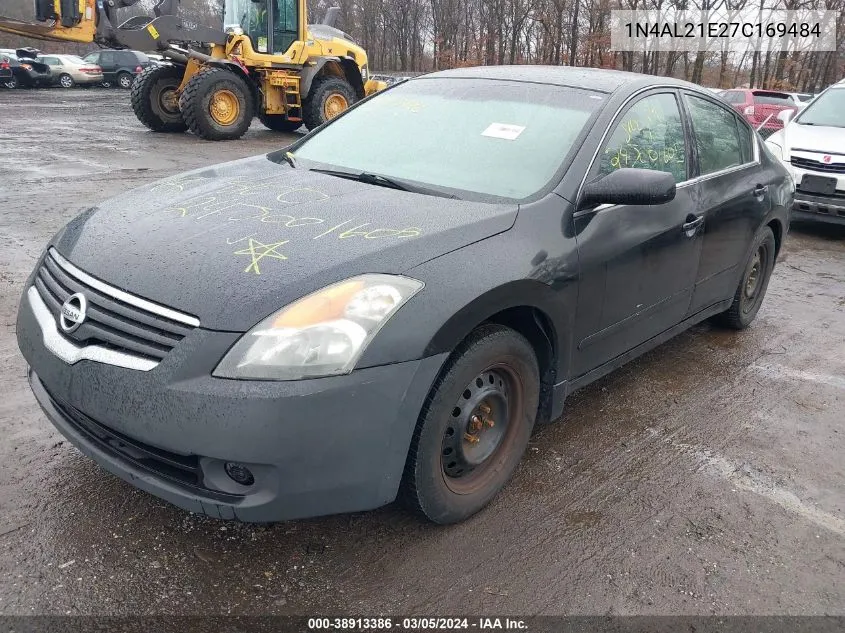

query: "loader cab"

left=223, top=0, right=303, bottom=55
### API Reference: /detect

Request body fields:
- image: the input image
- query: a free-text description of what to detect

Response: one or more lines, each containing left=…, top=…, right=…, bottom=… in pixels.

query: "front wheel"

left=400, top=325, right=540, bottom=524
left=713, top=226, right=776, bottom=330
left=179, top=68, right=254, bottom=141
left=130, top=64, right=188, bottom=133
left=58, top=73, right=74, bottom=88
left=302, top=76, right=357, bottom=131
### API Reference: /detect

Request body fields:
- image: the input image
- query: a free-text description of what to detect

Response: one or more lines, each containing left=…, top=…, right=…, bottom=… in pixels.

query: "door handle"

left=753, top=184, right=769, bottom=197
left=682, top=216, right=704, bottom=236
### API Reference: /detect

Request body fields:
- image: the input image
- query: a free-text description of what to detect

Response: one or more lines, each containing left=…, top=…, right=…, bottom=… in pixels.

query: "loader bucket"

left=0, top=12, right=96, bottom=43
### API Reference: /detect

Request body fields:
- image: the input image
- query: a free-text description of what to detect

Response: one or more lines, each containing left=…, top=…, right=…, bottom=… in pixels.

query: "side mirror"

left=777, top=109, right=794, bottom=125
left=580, top=168, right=676, bottom=208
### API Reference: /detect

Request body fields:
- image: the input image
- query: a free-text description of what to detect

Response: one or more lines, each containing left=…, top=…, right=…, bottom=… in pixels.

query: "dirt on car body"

left=0, top=88, right=843, bottom=616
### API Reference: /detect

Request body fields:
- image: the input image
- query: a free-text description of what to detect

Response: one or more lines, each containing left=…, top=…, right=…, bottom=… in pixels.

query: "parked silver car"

left=37, top=54, right=103, bottom=88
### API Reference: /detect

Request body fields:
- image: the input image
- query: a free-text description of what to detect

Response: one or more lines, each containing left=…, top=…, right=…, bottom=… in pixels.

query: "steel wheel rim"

left=158, top=85, right=180, bottom=115
left=209, top=89, right=240, bottom=126
left=323, top=93, right=348, bottom=120
left=441, top=363, right=524, bottom=495
left=742, top=244, right=767, bottom=315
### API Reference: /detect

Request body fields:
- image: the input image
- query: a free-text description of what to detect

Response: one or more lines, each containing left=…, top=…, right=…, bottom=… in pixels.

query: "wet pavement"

left=0, top=89, right=844, bottom=616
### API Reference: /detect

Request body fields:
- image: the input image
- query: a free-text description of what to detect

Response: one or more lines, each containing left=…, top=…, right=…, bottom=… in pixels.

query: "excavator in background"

left=0, top=0, right=386, bottom=140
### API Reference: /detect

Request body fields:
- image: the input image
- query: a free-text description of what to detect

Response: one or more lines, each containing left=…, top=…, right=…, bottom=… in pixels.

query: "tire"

left=179, top=68, right=254, bottom=141
left=58, top=73, right=74, bottom=88
left=117, top=71, right=133, bottom=89
left=3, top=77, right=17, bottom=89
left=302, top=76, right=357, bottom=131
left=258, top=111, right=302, bottom=133
left=400, top=324, right=540, bottom=524
left=712, top=226, right=776, bottom=330
left=130, top=65, right=188, bottom=133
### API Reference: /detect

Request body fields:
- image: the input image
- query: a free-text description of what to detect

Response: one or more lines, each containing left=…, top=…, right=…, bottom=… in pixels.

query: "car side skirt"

left=550, top=298, right=733, bottom=420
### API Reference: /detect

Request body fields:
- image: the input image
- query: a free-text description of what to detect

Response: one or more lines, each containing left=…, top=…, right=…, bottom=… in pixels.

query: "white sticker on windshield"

left=482, top=123, right=526, bottom=141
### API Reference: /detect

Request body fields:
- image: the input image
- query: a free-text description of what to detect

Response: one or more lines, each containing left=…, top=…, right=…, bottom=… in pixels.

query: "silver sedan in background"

left=37, top=54, right=103, bottom=88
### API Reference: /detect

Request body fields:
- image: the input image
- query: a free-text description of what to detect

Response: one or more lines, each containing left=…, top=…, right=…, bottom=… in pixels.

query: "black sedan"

left=16, top=66, right=792, bottom=524
left=0, top=50, right=51, bottom=89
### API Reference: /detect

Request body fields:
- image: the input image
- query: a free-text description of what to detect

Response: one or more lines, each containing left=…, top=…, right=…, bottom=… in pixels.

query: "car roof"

left=420, top=65, right=699, bottom=95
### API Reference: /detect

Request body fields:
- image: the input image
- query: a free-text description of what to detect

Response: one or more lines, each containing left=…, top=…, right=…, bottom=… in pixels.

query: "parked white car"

left=786, top=92, right=815, bottom=108
left=766, top=84, right=845, bottom=225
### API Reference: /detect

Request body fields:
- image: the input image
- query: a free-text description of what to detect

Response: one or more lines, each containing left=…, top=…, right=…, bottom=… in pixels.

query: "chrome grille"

left=34, top=248, right=199, bottom=362
left=790, top=156, right=845, bottom=174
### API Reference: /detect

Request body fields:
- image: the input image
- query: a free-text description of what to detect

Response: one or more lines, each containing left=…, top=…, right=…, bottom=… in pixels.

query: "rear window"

left=131, top=51, right=150, bottom=63
left=723, top=91, right=746, bottom=104
left=752, top=91, right=792, bottom=106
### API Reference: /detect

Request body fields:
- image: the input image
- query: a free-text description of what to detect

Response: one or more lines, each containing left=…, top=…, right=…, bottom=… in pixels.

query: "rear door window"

left=736, top=118, right=754, bottom=163
left=684, top=94, right=745, bottom=175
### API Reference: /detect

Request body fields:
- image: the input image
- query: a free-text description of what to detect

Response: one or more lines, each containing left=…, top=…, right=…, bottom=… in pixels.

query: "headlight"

left=213, top=274, right=423, bottom=380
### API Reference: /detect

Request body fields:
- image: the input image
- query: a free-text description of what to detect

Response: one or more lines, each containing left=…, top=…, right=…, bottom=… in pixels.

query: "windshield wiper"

left=309, top=168, right=458, bottom=199
left=282, top=151, right=298, bottom=168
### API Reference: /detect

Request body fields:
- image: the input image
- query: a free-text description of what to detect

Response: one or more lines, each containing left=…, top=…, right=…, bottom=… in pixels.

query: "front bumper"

left=792, top=191, right=845, bottom=226
left=17, top=286, right=447, bottom=521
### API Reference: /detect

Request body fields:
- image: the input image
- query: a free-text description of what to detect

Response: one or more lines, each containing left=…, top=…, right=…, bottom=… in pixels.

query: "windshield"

left=795, top=88, right=845, bottom=127
left=288, top=78, right=603, bottom=201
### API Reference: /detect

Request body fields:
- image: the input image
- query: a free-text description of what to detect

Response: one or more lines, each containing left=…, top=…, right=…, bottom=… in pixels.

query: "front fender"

left=355, top=233, right=577, bottom=383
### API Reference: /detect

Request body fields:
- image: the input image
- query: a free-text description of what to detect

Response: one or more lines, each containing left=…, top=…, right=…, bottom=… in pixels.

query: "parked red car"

left=722, top=89, right=798, bottom=136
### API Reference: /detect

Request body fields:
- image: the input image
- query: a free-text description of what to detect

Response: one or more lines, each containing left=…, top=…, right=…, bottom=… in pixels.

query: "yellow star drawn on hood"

left=233, top=239, right=289, bottom=275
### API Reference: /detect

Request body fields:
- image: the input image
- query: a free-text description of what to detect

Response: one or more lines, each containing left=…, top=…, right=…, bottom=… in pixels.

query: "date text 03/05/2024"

left=307, top=617, right=529, bottom=630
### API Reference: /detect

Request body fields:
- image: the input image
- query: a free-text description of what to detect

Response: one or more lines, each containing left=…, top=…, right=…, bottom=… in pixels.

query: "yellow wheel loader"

left=0, top=0, right=386, bottom=140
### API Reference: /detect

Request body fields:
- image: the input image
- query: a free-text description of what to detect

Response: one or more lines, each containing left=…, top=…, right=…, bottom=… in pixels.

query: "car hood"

left=773, top=122, right=845, bottom=156
left=52, top=155, right=518, bottom=331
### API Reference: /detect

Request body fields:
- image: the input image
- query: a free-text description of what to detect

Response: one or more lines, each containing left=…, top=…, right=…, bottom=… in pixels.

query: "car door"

left=682, top=92, right=771, bottom=313
left=571, top=90, right=704, bottom=376
left=99, top=51, right=116, bottom=82
left=40, top=56, right=59, bottom=70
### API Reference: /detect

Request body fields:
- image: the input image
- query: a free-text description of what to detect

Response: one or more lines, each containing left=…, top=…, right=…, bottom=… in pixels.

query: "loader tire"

left=302, top=76, right=357, bottom=131
left=258, top=112, right=302, bottom=133
left=179, top=68, right=254, bottom=141
left=131, top=65, right=187, bottom=133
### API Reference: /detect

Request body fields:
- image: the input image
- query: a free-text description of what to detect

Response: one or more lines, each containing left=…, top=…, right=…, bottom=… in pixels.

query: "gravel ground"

left=0, top=88, right=843, bottom=617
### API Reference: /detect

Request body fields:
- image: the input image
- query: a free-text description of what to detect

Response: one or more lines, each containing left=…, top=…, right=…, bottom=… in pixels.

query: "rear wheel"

left=117, top=71, right=133, bottom=89
left=58, top=73, right=74, bottom=88
left=257, top=112, right=302, bottom=133
left=302, top=76, right=357, bottom=131
left=3, top=77, right=17, bottom=89
left=713, top=226, right=776, bottom=330
left=400, top=325, right=540, bottom=524
left=130, top=65, right=187, bottom=133
left=179, top=68, right=254, bottom=141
